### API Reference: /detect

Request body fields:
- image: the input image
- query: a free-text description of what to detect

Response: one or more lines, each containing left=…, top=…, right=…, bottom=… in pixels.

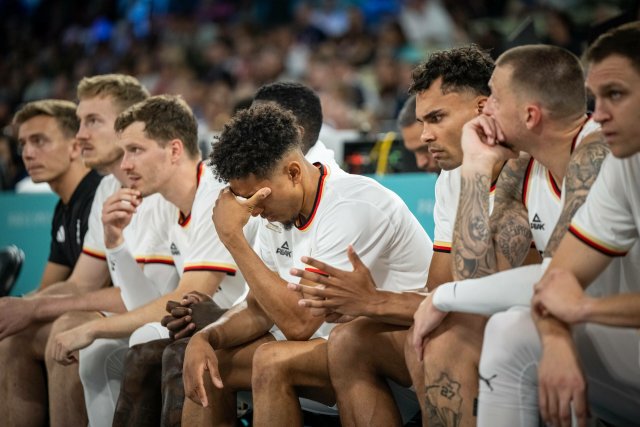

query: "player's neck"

left=299, top=162, right=322, bottom=221
left=163, top=158, right=201, bottom=216
left=49, top=162, right=91, bottom=204
left=104, top=154, right=128, bottom=184
left=530, top=114, right=588, bottom=184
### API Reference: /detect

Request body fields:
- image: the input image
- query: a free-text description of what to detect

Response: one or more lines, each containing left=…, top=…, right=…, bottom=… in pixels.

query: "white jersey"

left=570, top=153, right=640, bottom=295
left=82, top=175, right=120, bottom=261
left=82, top=174, right=178, bottom=296
left=522, top=118, right=600, bottom=253
left=260, top=163, right=433, bottom=339
left=433, top=166, right=499, bottom=253
left=80, top=175, right=174, bottom=269
left=168, top=162, right=259, bottom=308
left=305, top=140, right=340, bottom=169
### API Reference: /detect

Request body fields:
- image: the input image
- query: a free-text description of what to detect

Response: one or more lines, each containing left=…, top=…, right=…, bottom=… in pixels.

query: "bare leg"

left=112, top=339, right=169, bottom=427
left=328, top=318, right=412, bottom=427
left=405, top=325, right=428, bottom=427
left=0, top=321, right=52, bottom=426
left=182, top=333, right=275, bottom=427
left=45, top=311, right=101, bottom=427
left=420, top=313, right=487, bottom=427
left=252, top=339, right=335, bottom=427
left=160, top=337, right=189, bottom=427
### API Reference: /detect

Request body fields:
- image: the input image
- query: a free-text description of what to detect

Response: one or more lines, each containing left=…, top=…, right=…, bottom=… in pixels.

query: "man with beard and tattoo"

left=412, top=44, right=608, bottom=426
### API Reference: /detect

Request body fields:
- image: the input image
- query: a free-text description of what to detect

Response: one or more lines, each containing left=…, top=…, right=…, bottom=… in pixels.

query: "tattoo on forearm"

left=424, top=373, right=463, bottom=427
left=544, top=138, right=609, bottom=257
left=452, top=173, right=496, bottom=280
left=494, top=211, right=532, bottom=267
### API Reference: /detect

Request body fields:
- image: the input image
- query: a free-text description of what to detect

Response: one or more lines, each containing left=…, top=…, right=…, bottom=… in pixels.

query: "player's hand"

left=51, top=323, right=95, bottom=365
left=183, top=332, right=223, bottom=407
left=533, top=268, right=590, bottom=324
left=538, top=333, right=588, bottom=427
left=161, top=293, right=225, bottom=340
left=288, top=245, right=379, bottom=318
left=461, top=115, right=518, bottom=167
left=412, top=293, right=447, bottom=361
left=0, top=297, right=37, bottom=340
left=102, top=188, right=141, bottom=248
left=212, top=187, right=271, bottom=243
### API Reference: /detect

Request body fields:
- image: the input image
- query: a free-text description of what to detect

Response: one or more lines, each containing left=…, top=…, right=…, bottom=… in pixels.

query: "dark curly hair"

left=253, top=82, right=322, bottom=154
left=211, top=103, right=301, bottom=181
left=409, top=45, right=494, bottom=96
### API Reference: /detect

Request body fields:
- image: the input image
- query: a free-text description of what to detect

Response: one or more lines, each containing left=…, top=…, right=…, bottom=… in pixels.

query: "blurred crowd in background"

left=1, top=0, right=639, bottom=190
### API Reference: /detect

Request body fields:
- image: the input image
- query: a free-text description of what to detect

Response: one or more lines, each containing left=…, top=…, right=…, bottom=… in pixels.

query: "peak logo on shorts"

left=170, top=243, right=181, bottom=256
left=531, top=213, right=545, bottom=230
left=276, top=241, right=292, bottom=258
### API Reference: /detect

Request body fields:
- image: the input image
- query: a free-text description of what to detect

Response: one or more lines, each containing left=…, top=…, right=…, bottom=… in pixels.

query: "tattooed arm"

left=451, top=117, right=532, bottom=280
left=543, top=132, right=610, bottom=257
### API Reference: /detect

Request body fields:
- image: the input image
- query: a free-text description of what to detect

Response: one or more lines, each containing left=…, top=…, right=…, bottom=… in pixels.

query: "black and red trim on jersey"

left=178, top=161, right=205, bottom=227
left=297, top=163, right=328, bottom=231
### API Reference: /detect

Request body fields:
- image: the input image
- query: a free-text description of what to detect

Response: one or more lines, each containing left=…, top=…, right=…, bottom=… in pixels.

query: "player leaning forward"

left=181, top=103, right=432, bottom=426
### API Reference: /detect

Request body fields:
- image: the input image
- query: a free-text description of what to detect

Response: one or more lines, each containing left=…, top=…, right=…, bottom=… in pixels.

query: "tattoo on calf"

left=424, top=373, right=463, bottom=427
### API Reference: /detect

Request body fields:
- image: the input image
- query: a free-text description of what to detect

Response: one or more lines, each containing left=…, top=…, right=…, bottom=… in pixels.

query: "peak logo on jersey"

left=531, top=213, right=545, bottom=230
left=276, top=241, right=292, bottom=258
left=170, top=243, right=181, bottom=256
left=56, top=225, right=66, bottom=243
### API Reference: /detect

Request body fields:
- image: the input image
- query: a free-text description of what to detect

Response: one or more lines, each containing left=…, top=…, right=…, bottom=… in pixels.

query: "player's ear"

left=168, top=139, right=183, bottom=162
left=477, top=96, right=488, bottom=114
left=287, top=161, right=302, bottom=184
left=524, top=104, right=542, bottom=130
left=69, top=137, right=83, bottom=161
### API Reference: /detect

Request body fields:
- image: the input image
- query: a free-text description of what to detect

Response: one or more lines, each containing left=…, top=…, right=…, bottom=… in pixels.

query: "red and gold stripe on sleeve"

left=183, top=262, right=237, bottom=276
left=569, top=224, right=628, bottom=257
left=433, top=241, right=452, bottom=253
left=82, top=247, right=106, bottom=260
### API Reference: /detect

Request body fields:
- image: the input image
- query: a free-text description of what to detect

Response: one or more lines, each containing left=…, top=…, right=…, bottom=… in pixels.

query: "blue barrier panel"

left=0, top=173, right=437, bottom=296
left=371, top=172, right=437, bottom=238
left=0, top=193, right=58, bottom=296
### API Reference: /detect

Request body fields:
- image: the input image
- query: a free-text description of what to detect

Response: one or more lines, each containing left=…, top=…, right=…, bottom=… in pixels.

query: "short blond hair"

left=77, top=74, right=149, bottom=113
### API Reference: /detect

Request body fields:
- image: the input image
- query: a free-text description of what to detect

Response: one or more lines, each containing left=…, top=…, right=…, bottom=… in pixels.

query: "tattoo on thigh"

left=424, top=373, right=463, bottom=427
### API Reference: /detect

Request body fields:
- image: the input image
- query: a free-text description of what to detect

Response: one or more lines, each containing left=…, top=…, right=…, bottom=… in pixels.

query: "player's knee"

left=161, top=338, right=188, bottom=390
left=252, top=342, right=290, bottom=390
left=78, top=341, right=106, bottom=383
left=162, top=338, right=188, bottom=371
left=480, top=309, right=534, bottom=372
left=121, top=343, right=158, bottom=390
left=1, top=331, right=30, bottom=362
left=328, top=317, right=375, bottom=365
left=49, top=311, right=81, bottom=336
